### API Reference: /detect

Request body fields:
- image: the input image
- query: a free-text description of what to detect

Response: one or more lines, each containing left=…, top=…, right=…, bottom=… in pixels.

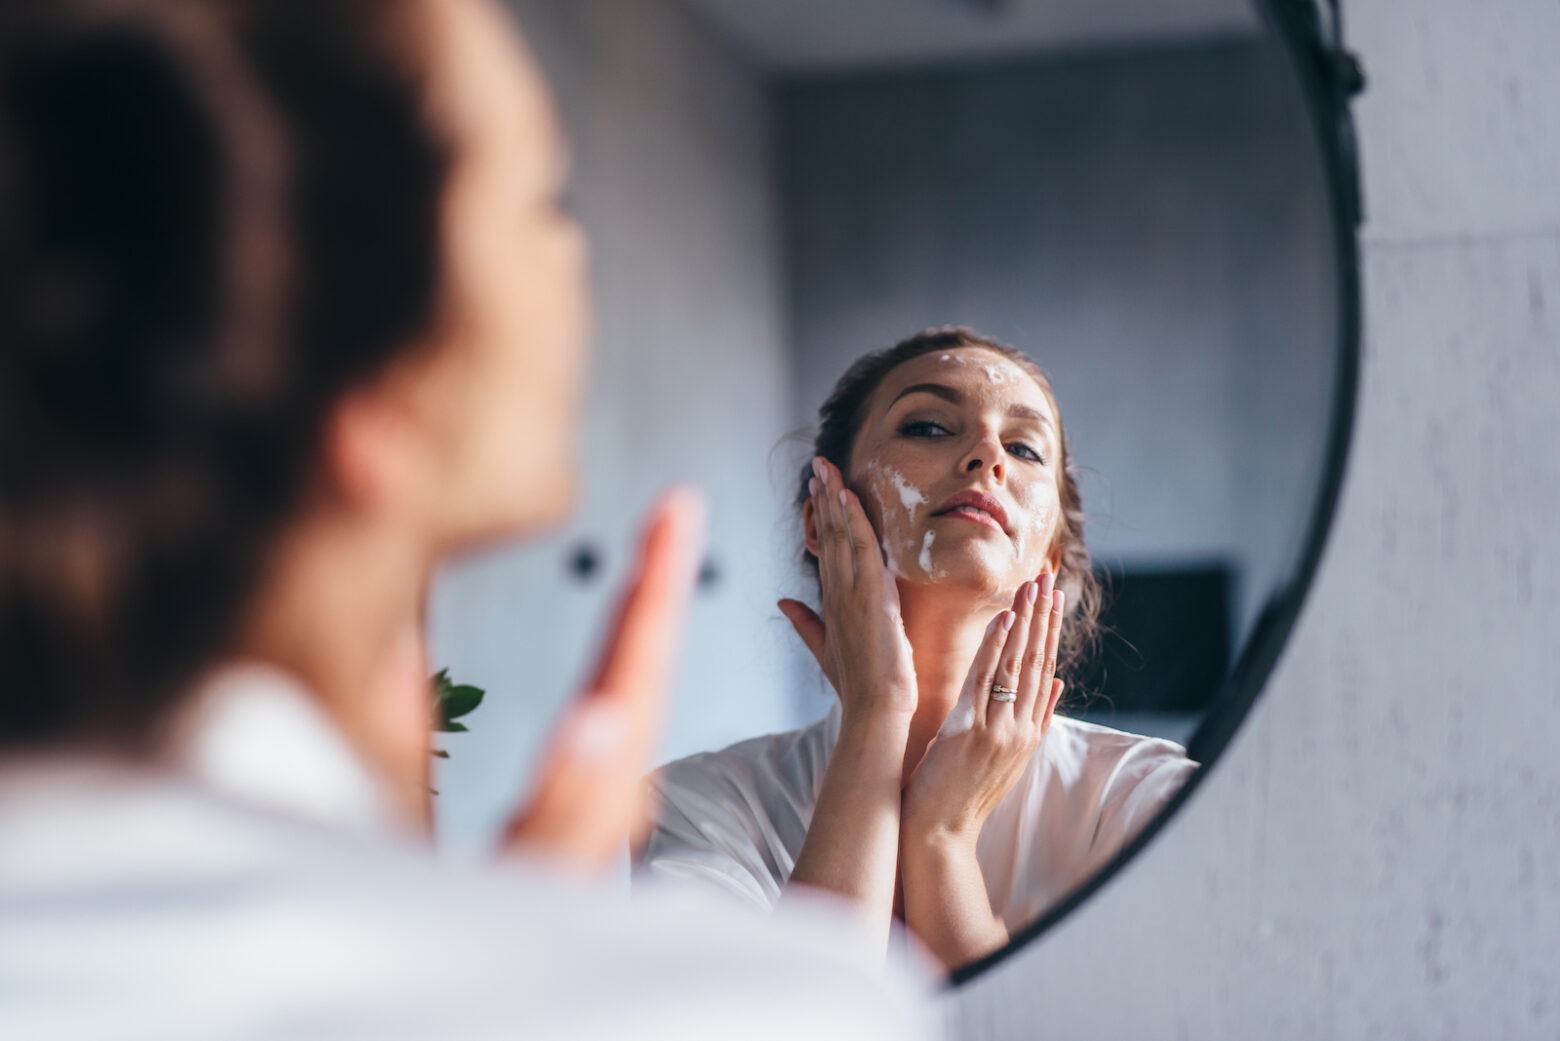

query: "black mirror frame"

left=950, top=0, right=1366, bottom=987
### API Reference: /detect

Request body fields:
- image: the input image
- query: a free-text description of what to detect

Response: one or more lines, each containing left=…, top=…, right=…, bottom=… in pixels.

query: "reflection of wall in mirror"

left=779, top=38, right=1336, bottom=739
left=431, top=0, right=799, bottom=853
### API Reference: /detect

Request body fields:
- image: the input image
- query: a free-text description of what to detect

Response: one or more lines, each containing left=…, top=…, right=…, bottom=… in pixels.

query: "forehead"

left=867, top=347, right=1055, bottom=422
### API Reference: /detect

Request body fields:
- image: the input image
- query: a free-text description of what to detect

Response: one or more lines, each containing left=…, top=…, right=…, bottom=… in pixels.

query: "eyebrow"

left=890, top=383, right=1053, bottom=429
left=890, top=382, right=962, bottom=407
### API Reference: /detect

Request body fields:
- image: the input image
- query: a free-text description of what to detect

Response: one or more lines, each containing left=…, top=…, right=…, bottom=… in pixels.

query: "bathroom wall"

left=430, top=0, right=800, bottom=850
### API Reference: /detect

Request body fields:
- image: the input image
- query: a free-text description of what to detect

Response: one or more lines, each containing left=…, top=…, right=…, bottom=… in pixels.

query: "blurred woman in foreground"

left=0, top=1, right=930, bottom=1035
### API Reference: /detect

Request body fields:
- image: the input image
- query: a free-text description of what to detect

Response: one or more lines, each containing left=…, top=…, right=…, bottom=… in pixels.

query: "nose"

left=958, top=428, right=1005, bottom=483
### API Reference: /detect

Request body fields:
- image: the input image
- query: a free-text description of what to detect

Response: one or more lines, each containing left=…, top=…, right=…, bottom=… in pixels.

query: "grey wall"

left=429, top=0, right=801, bottom=852
left=777, top=40, right=1335, bottom=673
left=951, top=1, right=1560, bottom=1036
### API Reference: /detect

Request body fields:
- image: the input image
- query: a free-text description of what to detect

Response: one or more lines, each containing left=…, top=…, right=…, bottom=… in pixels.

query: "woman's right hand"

left=778, top=456, right=918, bottom=725
left=780, top=458, right=916, bottom=942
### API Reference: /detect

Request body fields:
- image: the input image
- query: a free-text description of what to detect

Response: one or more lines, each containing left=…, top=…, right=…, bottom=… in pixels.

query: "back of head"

left=0, top=0, right=449, bottom=752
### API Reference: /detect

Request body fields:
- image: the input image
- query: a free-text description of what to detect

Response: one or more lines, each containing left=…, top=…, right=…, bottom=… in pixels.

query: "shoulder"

left=1045, top=714, right=1195, bottom=769
left=1037, top=715, right=1197, bottom=841
left=636, top=714, right=837, bottom=907
left=1039, top=715, right=1198, bottom=803
left=648, top=712, right=834, bottom=809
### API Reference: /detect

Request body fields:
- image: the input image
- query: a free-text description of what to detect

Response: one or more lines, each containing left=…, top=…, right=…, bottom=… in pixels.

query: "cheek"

left=851, top=459, right=930, bottom=578
left=1010, top=480, right=1062, bottom=565
left=437, top=274, right=584, bottom=528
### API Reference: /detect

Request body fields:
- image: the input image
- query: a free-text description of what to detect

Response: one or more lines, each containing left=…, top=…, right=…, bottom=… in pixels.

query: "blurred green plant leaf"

left=431, top=670, right=484, bottom=772
left=434, top=671, right=485, bottom=733
left=442, top=686, right=484, bottom=722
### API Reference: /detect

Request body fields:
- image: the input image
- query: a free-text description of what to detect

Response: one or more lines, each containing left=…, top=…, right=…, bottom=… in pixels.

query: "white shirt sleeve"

left=1087, top=732, right=1200, bottom=861
left=637, top=770, right=784, bottom=910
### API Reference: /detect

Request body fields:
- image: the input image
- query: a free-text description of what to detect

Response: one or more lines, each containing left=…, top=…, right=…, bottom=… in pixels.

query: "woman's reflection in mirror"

left=637, top=327, right=1199, bottom=971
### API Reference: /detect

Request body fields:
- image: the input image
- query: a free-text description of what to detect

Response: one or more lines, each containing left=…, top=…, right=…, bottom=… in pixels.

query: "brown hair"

left=0, top=0, right=450, bottom=750
left=797, top=326, right=1102, bottom=683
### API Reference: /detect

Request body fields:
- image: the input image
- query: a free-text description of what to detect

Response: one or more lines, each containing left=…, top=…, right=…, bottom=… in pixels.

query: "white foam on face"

left=890, top=470, right=927, bottom=514
left=981, top=362, right=1029, bottom=385
left=881, top=533, right=905, bottom=579
left=919, top=530, right=935, bottom=574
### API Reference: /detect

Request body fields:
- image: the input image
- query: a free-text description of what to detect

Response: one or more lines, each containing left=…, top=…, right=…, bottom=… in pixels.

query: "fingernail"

left=1052, top=589, right=1066, bottom=613
left=1039, top=572, right=1055, bottom=597
left=1025, top=582, right=1039, bottom=606
left=1001, top=611, right=1016, bottom=631
left=838, top=489, right=849, bottom=508
left=812, top=457, right=825, bottom=480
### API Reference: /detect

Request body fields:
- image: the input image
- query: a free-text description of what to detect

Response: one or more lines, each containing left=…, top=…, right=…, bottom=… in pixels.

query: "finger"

left=818, top=458, right=856, bottom=587
left=504, top=698, right=630, bottom=869
left=507, top=489, right=705, bottom=873
left=809, top=473, right=838, bottom=598
left=813, top=461, right=852, bottom=593
left=1039, top=678, right=1065, bottom=735
left=1032, top=589, right=1066, bottom=725
left=777, top=598, right=830, bottom=676
left=1015, top=572, right=1056, bottom=720
left=967, top=608, right=1016, bottom=723
left=840, top=488, right=884, bottom=586
left=588, top=487, right=707, bottom=707
left=988, top=582, right=1037, bottom=721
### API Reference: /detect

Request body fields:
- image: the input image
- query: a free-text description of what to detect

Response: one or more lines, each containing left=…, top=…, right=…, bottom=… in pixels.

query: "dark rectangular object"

left=1072, top=563, right=1234, bottom=714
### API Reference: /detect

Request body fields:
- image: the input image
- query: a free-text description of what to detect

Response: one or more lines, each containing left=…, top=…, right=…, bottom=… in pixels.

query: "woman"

left=0, top=1, right=931, bottom=1035
left=638, top=327, right=1198, bottom=970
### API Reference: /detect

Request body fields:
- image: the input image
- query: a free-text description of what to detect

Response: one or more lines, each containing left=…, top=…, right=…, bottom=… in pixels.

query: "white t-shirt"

left=0, top=667, right=938, bottom=1041
left=637, top=706, right=1197, bottom=931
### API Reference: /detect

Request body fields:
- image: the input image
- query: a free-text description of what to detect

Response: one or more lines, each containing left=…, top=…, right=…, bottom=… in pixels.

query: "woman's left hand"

left=897, top=574, right=1066, bottom=969
left=901, top=574, right=1067, bottom=847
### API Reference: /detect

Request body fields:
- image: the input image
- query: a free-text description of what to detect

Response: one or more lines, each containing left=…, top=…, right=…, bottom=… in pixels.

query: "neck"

left=234, top=511, right=436, bottom=826
left=897, top=579, right=1015, bottom=778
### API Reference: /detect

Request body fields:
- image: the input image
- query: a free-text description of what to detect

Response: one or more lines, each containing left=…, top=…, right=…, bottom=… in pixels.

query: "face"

left=402, top=0, right=589, bottom=546
left=840, top=348, right=1064, bottom=600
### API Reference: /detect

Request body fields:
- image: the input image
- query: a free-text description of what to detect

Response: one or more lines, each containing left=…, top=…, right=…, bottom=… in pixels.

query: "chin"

left=457, top=464, right=578, bottom=550
left=912, top=543, right=1023, bottom=603
left=520, top=466, right=579, bottom=532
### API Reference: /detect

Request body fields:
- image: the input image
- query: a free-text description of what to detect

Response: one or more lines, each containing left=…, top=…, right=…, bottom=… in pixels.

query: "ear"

left=802, top=495, right=821, bottom=559
left=321, top=380, right=425, bottom=516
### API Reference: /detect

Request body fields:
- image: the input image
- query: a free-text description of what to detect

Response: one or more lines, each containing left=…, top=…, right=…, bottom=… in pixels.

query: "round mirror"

left=432, top=0, right=1360, bottom=982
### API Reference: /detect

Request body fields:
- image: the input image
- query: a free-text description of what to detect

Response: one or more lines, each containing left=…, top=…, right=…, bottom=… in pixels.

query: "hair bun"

left=1, top=22, right=230, bottom=460
left=1, top=0, right=448, bottom=751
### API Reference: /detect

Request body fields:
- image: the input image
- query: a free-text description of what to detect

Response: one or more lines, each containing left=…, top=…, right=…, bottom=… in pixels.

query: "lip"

left=932, top=489, right=1011, bottom=534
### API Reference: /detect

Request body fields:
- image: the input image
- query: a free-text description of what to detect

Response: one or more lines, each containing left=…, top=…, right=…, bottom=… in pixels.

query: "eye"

left=900, top=420, right=952, bottom=438
left=1006, top=441, right=1045, bottom=464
